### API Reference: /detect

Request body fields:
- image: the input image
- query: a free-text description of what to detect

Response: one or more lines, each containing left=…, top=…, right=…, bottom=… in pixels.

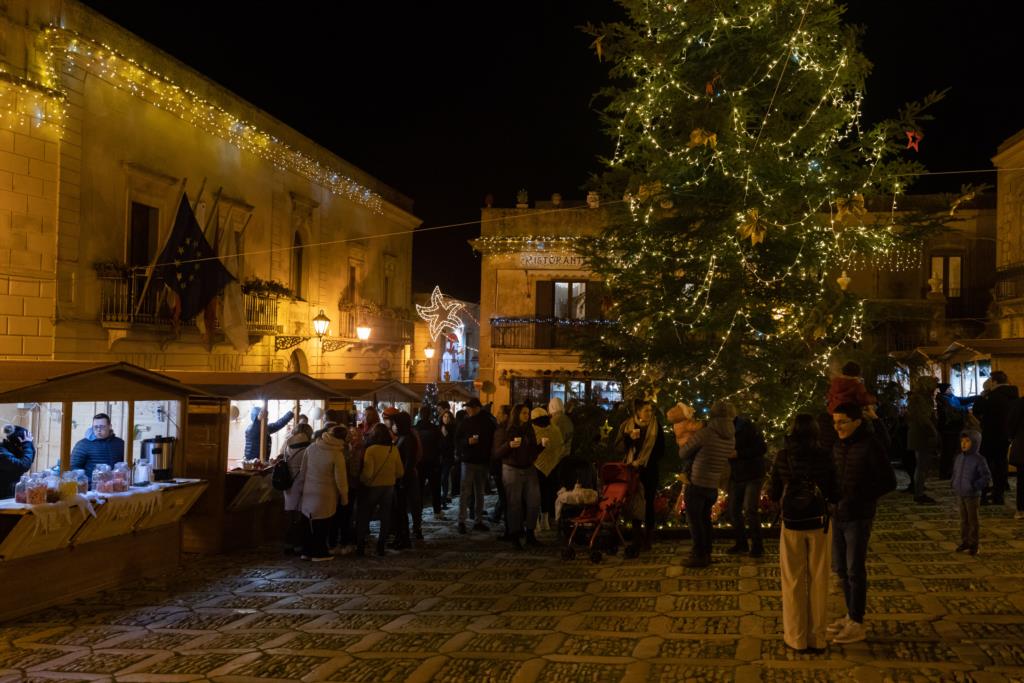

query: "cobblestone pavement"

left=3, top=480, right=1024, bottom=682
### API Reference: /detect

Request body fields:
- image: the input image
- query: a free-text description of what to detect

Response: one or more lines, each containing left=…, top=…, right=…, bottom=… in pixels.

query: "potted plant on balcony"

left=92, top=260, right=131, bottom=279
left=241, top=277, right=294, bottom=299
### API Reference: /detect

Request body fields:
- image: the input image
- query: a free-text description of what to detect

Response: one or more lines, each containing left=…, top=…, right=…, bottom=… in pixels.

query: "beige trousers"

left=780, top=523, right=832, bottom=650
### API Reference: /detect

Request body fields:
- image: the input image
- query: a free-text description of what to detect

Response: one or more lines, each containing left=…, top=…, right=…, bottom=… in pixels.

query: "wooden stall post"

left=60, top=400, right=72, bottom=472
left=125, top=401, right=135, bottom=467
left=258, top=398, right=268, bottom=463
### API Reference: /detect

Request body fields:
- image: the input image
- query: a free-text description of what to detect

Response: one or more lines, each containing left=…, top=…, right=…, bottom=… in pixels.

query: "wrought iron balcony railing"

left=336, top=307, right=413, bottom=345
left=490, top=318, right=612, bottom=350
left=99, top=272, right=278, bottom=336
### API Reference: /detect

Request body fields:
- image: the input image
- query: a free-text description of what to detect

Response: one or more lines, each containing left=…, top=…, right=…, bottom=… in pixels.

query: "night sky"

left=79, top=1, right=1024, bottom=302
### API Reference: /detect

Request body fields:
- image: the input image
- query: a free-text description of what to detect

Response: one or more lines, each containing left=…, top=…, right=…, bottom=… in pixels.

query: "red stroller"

left=561, top=462, right=641, bottom=563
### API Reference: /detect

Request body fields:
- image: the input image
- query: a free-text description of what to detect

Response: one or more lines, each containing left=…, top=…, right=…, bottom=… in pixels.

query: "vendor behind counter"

left=70, top=413, right=125, bottom=479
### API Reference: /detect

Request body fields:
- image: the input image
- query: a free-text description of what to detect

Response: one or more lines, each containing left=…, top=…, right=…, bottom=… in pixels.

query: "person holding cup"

left=494, top=404, right=540, bottom=549
left=530, top=407, right=566, bottom=534
left=614, top=399, right=665, bottom=552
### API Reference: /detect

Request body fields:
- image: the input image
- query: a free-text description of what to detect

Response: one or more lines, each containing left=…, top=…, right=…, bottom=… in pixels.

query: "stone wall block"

left=13, top=173, right=43, bottom=197
left=0, top=170, right=13, bottom=191
left=0, top=335, right=21, bottom=355
left=10, top=250, right=41, bottom=270
left=0, top=294, right=22, bottom=315
left=13, top=213, right=42, bottom=234
left=29, top=157, right=58, bottom=181
left=12, top=133, right=43, bottom=159
left=0, top=130, right=14, bottom=152
left=44, top=141, right=59, bottom=163
left=9, top=280, right=39, bottom=297
left=0, top=151, right=29, bottom=175
left=8, top=315, right=38, bottom=336
left=22, top=336, right=53, bottom=356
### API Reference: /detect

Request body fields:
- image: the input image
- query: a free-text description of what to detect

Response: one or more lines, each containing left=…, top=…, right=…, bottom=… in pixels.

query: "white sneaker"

left=832, top=620, right=866, bottom=644
left=827, top=615, right=851, bottom=633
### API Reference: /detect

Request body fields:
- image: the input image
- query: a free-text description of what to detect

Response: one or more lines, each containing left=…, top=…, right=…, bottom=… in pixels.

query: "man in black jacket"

left=414, top=406, right=444, bottom=520
left=829, top=402, right=897, bottom=645
left=972, top=371, right=1018, bottom=505
left=0, top=426, right=34, bottom=498
left=455, top=398, right=495, bottom=534
left=728, top=416, right=768, bottom=558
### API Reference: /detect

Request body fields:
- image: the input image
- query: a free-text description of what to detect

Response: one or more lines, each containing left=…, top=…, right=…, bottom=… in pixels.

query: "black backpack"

left=781, top=449, right=828, bottom=528
left=271, top=456, right=294, bottom=491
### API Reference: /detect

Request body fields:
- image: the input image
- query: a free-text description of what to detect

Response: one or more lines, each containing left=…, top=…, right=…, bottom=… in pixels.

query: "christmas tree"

left=579, top=0, right=950, bottom=433
left=420, top=382, right=440, bottom=424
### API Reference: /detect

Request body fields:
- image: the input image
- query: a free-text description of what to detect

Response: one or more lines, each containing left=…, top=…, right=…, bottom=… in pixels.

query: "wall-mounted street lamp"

left=356, top=324, right=372, bottom=341
left=312, top=309, right=331, bottom=338
left=424, top=345, right=436, bottom=360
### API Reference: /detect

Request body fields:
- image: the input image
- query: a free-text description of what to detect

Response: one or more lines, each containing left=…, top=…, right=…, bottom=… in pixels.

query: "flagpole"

left=134, top=177, right=188, bottom=317
left=201, top=187, right=223, bottom=241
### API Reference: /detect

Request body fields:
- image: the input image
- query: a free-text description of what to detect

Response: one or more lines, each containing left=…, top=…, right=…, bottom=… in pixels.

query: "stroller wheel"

left=624, top=546, right=640, bottom=559
left=590, top=550, right=603, bottom=564
left=561, top=546, right=576, bottom=561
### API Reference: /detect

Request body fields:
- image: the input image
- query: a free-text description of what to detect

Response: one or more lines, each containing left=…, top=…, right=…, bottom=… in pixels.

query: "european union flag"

left=155, top=192, right=235, bottom=322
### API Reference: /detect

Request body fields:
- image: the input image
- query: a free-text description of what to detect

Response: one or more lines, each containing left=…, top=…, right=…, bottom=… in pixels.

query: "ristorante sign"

left=519, top=253, right=585, bottom=268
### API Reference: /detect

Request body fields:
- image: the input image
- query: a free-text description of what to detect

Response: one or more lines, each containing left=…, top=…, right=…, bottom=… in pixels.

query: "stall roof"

left=942, top=338, right=1024, bottom=362
left=0, top=361, right=209, bottom=402
left=161, top=371, right=339, bottom=400
left=406, top=382, right=477, bottom=403
left=321, top=379, right=420, bottom=403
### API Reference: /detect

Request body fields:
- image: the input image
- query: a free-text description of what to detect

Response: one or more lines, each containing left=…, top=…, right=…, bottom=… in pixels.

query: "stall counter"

left=0, top=479, right=208, bottom=621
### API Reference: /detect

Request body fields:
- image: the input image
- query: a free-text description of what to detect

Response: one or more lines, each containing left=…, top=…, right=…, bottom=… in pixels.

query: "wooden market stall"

left=322, top=378, right=421, bottom=415
left=162, top=371, right=341, bottom=554
left=0, top=361, right=209, bottom=620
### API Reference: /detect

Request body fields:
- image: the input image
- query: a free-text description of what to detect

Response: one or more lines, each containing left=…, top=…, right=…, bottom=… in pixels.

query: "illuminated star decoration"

left=599, top=419, right=613, bottom=439
left=416, top=286, right=465, bottom=342
left=905, top=130, right=923, bottom=152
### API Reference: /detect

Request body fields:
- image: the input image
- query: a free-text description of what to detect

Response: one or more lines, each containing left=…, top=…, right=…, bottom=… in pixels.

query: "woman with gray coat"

left=678, top=400, right=736, bottom=567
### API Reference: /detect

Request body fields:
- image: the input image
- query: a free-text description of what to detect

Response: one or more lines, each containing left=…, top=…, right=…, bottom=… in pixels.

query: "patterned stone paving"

left=3, top=480, right=1024, bottom=682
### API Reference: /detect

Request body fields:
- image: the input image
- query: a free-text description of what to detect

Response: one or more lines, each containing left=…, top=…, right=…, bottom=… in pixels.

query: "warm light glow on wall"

left=40, top=26, right=382, bottom=213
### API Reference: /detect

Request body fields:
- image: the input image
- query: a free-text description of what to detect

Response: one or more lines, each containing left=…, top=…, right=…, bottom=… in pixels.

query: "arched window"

left=290, top=232, right=304, bottom=299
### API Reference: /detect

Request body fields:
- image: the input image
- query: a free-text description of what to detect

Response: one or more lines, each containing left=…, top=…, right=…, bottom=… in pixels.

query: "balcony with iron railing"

left=996, top=262, right=1024, bottom=301
left=490, top=318, right=613, bottom=350
left=336, top=306, right=413, bottom=345
left=99, top=272, right=279, bottom=336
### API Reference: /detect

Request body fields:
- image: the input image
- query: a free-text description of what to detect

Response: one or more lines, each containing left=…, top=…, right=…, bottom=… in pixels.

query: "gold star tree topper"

left=416, top=286, right=465, bottom=341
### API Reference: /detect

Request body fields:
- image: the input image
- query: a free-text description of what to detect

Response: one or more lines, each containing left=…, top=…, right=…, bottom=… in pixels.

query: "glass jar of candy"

left=73, top=469, right=88, bottom=495
left=14, top=474, right=29, bottom=503
left=59, top=471, right=80, bottom=500
left=111, top=462, right=130, bottom=493
left=26, top=475, right=48, bottom=505
left=92, top=464, right=113, bottom=493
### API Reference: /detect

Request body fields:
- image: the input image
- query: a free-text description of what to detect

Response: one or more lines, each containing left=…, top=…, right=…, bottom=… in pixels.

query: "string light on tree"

left=577, top=0, right=947, bottom=436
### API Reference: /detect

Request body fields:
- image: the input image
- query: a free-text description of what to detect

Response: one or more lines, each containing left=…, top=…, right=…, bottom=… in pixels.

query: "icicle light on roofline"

left=40, top=27, right=382, bottom=213
left=0, top=71, right=65, bottom=133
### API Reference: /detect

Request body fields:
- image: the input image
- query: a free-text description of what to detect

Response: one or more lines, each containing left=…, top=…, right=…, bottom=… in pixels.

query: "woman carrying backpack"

left=768, top=414, right=841, bottom=653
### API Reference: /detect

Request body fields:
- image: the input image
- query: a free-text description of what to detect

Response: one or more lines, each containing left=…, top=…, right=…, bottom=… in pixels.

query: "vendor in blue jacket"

left=70, top=413, right=125, bottom=479
left=244, top=407, right=294, bottom=461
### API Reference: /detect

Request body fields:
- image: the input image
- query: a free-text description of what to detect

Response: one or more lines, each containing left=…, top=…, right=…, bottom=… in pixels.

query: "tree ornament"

left=836, top=271, right=851, bottom=291
left=687, top=128, right=717, bottom=150
left=905, top=130, right=923, bottom=152
left=705, top=71, right=722, bottom=97
left=590, top=35, right=604, bottom=62
left=416, top=286, right=465, bottom=341
left=737, top=208, right=767, bottom=246
left=834, top=193, right=866, bottom=223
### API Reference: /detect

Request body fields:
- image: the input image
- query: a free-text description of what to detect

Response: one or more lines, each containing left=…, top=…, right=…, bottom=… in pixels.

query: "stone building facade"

left=473, top=198, right=622, bottom=410
left=0, top=0, right=420, bottom=379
